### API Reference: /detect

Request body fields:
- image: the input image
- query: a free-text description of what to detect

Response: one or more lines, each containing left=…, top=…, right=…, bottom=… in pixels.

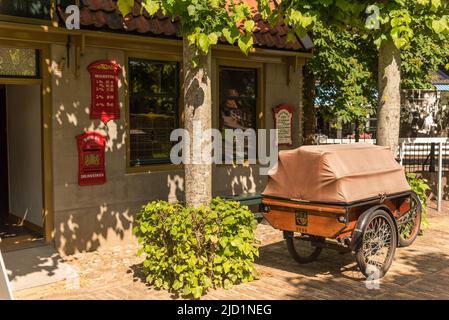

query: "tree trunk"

left=183, top=39, right=212, bottom=208
left=377, top=38, right=401, bottom=154
left=303, top=65, right=317, bottom=145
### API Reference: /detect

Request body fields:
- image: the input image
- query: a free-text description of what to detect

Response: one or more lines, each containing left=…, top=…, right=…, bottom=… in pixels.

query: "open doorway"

left=0, top=84, right=44, bottom=251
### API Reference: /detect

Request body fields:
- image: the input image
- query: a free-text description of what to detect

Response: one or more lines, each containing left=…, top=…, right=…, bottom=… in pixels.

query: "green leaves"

left=133, top=198, right=259, bottom=299
left=238, top=35, right=254, bottom=55
left=117, top=0, right=256, bottom=56
left=117, top=0, right=135, bottom=16
left=141, top=0, right=160, bottom=16
left=406, top=173, right=430, bottom=229
left=432, top=16, right=449, bottom=34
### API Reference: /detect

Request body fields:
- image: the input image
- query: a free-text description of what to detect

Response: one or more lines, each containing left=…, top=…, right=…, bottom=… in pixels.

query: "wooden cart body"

left=261, top=143, right=417, bottom=251
left=262, top=191, right=414, bottom=248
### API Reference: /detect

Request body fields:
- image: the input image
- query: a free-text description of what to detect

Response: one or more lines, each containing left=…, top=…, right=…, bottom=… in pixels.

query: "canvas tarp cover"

left=263, top=143, right=411, bottom=204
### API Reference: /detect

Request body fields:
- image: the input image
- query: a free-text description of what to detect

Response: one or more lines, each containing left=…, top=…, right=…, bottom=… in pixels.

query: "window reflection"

left=128, top=58, right=179, bottom=166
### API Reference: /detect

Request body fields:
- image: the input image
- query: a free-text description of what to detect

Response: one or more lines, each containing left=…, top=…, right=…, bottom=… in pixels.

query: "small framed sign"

left=88, top=60, right=121, bottom=124
left=76, top=132, right=107, bottom=186
left=273, top=104, right=295, bottom=146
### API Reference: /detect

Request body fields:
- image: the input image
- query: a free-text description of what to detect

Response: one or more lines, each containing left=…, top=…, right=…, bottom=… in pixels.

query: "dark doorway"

left=0, top=85, right=8, bottom=223
left=0, top=84, right=44, bottom=252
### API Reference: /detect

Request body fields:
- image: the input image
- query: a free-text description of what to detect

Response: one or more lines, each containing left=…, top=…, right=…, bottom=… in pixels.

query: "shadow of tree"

left=255, top=237, right=449, bottom=299
left=2, top=244, right=69, bottom=284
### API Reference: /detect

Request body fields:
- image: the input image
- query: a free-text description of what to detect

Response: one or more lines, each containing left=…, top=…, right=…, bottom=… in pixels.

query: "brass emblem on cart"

left=295, top=210, right=308, bottom=226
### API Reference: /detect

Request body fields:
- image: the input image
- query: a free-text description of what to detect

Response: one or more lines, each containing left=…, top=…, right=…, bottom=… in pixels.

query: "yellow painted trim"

left=126, top=164, right=184, bottom=174
left=0, top=14, right=53, bottom=26
left=40, top=44, right=54, bottom=243
left=0, top=78, right=41, bottom=85
left=124, top=51, right=185, bottom=173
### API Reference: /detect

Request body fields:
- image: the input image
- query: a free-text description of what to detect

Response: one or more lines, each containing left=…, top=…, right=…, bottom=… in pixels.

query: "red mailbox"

left=76, top=132, right=106, bottom=186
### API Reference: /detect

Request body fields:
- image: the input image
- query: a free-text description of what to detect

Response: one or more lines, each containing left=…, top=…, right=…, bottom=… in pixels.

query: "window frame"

left=0, top=0, right=56, bottom=25
left=0, top=47, right=40, bottom=79
left=215, top=59, right=265, bottom=165
left=125, top=52, right=184, bottom=173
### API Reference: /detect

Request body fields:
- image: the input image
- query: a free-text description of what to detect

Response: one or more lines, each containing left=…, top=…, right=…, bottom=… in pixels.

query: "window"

left=0, top=47, right=39, bottom=78
left=0, top=0, right=52, bottom=20
left=219, top=66, right=258, bottom=161
left=128, top=58, right=180, bottom=167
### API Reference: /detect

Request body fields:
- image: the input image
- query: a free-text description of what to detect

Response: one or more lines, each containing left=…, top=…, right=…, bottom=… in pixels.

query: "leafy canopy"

left=310, top=19, right=449, bottom=126
left=258, top=0, right=449, bottom=50
left=309, top=22, right=377, bottom=126
left=117, top=0, right=257, bottom=54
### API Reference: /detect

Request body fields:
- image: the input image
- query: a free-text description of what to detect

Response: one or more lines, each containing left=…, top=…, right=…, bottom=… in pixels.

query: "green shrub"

left=133, top=198, right=259, bottom=299
left=406, top=172, right=430, bottom=229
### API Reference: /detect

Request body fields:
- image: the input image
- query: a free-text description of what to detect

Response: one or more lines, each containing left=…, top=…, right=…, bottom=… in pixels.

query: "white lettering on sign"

left=275, top=109, right=293, bottom=145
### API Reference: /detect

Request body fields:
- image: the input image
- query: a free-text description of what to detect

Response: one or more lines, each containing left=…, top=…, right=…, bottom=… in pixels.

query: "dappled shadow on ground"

left=128, top=263, right=182, bottom=299
left=125, top=205, right=449, bottom=300
left=255, top=234, right=449, bottom=299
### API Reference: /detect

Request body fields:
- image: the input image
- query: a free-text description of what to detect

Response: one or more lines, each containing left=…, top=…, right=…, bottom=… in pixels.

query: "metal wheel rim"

left=362, top=216, right=393, bottom=271
left=398, top=199, right=418, bottom=240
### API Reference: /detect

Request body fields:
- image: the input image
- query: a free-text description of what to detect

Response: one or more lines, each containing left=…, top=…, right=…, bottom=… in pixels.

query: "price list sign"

left=88, top=60, right=121, bottom=123
left=273, top=104, right=295, bottom=146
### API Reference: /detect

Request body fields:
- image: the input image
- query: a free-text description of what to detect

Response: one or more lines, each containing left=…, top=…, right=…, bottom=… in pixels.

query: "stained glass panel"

left=0, top=47, right=39, bottom=78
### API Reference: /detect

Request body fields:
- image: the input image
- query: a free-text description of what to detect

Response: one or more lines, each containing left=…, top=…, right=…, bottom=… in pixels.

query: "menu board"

left=88, top=60, right=121, bottom=124
left=273, top=104, right=295, bottom=146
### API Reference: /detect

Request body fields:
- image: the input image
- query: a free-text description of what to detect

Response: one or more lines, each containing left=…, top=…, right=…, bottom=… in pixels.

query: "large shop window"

left=128, top=58, right=180, bottom=167
left=219, top=66, right=258, bottom=161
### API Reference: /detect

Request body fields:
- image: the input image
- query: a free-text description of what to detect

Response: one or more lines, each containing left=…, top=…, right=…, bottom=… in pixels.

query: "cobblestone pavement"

left=15, top=202, right=449, bottom=300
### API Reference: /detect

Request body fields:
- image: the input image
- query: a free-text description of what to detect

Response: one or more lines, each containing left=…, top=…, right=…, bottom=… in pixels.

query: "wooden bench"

left=222, top=194, right=264, bottom=222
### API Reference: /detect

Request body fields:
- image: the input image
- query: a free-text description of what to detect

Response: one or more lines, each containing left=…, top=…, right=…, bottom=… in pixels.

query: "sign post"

left=0, top=245, right=13, bottom=300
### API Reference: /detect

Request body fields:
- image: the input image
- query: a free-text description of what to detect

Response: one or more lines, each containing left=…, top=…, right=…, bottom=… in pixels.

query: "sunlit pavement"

left=15, top=201, right=449, bottom=300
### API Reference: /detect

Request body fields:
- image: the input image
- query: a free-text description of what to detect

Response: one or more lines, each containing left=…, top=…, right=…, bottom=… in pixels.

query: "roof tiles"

left=58, top=0, right=309, bottom=52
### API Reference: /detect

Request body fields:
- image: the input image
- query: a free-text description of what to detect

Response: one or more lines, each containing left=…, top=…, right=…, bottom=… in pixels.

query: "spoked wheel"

left=397, top=195, right=422, bottom=247
left=355, top=210, right=397, bottom=279
left=284, top=231, right=325, bottom=264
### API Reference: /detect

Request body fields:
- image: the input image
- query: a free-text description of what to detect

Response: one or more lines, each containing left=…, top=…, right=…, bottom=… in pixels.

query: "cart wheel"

left=355, top=210, right=397, bottom=279
left=284, top=231, right=324, bottom=264
left=397, top=196, right=422, bottom=247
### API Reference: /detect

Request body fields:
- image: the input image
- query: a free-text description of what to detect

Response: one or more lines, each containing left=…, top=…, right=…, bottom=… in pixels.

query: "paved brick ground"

left=15, top=202, right=449, bottom=300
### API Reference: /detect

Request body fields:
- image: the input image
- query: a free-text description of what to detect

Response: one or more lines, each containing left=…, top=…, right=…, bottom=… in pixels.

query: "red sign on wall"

left=76, top=132, right=106, bottom=186
left=88, top=60, right=121, bottom=124
left=273, top=104, right=295, bottom=146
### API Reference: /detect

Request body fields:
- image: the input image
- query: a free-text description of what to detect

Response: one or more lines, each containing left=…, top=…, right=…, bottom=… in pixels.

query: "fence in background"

left=398, top=140, right=449, bottom=173
left=317, top=137, right=449, bottom=211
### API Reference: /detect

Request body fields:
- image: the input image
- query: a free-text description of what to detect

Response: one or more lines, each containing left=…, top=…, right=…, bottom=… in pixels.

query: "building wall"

left=6, top=85, right=43, bottom=227
left=50, top=44, right=304, bottom=255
